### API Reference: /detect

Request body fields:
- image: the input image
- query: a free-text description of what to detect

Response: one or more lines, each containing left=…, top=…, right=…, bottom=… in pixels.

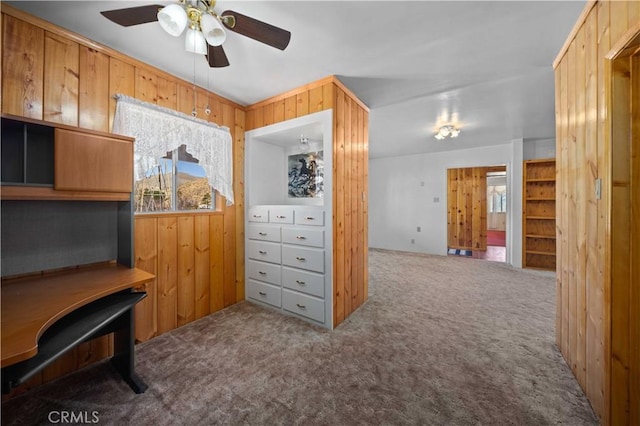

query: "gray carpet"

left=1, top=249, right=598, bottom=425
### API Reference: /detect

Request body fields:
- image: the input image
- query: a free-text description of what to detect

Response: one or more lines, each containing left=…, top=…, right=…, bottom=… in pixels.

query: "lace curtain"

left=112, top=94, right=234, bottom=205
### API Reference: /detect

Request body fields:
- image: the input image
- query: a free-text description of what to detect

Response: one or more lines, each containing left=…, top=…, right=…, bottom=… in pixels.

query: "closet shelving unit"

left=522, top=158, right=557, bottom=270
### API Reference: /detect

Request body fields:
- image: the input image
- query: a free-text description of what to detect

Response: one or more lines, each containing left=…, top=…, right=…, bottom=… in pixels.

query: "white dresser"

left=246, top=204, right=330, bottom=327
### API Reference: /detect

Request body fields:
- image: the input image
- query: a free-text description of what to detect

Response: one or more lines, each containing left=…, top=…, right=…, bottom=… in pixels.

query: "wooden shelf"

left=523, top=158, right=556, bottom=271
left=1, top=115, right=133, bottom=201
left=1, top=185, right=130, bottom=201
left=525, top=250, right=556, bottom=256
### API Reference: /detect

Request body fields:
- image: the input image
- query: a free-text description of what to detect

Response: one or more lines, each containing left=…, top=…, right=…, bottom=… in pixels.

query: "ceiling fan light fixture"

left=185, top=27, right=208, bottom=55
left=435, top=125, right=460, bottom=140
left=157, top=4, right=188, bottom=37
left=200, top=13, right=226, bottom=46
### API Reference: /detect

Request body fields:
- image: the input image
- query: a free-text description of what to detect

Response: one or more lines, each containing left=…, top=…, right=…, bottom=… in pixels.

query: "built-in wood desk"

left=1, top=264, right=155, bottom=393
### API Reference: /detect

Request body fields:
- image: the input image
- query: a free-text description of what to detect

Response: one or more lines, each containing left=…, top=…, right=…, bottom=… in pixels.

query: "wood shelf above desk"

left=1, top=263, right=155, bottom=368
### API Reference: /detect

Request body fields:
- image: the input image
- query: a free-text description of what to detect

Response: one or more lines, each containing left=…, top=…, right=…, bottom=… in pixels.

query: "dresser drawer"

left=247, top=280, right=281, bottom=308
left=248, top=260, right=281, bottom=285
left=282, top=227, right=324, bottom=248
left=247, top=224, right=281, bottom=243
left=248, top=206, right=269, bottom=223
left=282, top=289, right=324, bottom=323
left=247, top=240, right=281, bottom=264
left=270, top=206, right=294, bottom=224
left=282, top=246, right=324, bottom=273
left=294, top=208, right=324, bottom=226
left=282, top=267, right=324, bottom=298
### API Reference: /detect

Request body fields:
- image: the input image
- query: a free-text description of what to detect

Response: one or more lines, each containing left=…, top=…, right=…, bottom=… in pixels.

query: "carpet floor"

left=1, top=249, right=598, bottom=425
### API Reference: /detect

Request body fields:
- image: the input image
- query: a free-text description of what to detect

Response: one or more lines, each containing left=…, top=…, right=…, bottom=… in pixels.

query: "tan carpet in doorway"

left=1, top=249, right=597, bottom=425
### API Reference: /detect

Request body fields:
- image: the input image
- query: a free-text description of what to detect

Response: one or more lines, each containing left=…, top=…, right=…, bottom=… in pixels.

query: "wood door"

left=446, top=167, right=488, bottom=251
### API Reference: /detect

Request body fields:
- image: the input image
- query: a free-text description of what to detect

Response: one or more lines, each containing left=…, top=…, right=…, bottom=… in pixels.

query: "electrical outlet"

left=433, top=197, right=439, bottom=203
left=411, top=239, right=415, bottom=244
left=417, top=226, right=421, bottom=232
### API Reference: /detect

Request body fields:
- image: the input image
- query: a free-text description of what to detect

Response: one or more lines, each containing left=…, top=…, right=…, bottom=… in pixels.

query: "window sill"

left=134, top=209, right=224, bottom=219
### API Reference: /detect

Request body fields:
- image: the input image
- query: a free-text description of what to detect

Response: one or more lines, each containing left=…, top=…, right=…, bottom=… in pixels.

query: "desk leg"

left=111, top=308, right=148, bottom=393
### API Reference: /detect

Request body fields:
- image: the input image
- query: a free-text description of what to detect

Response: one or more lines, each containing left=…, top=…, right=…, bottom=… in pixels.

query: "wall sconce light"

left=435, top=125, right=461, bottom=140
left=299, top=134, right=310, bottom=154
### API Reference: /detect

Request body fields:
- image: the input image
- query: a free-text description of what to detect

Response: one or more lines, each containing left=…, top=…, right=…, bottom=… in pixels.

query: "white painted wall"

left=523, top=138, right=556, bottom=160
left=369, top=139, right=525, bottom=267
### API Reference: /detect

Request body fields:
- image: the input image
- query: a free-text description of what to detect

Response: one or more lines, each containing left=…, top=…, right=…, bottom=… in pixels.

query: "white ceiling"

left=6, top=1, right=585, bottom=158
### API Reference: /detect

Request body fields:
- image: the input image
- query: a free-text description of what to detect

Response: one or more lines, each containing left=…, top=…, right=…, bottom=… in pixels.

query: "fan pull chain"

left=191, top=48, right=197, bottom=117
left=205, top=70, right=211, bottom=116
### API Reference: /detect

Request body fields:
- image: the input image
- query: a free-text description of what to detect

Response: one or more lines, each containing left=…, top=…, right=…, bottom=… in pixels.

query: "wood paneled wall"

left=446, top=167, right=488, bottom=251
left=553, top=1, right=640, bottom=424
left=245, top=76, right=370, bottom=328
left=1, top=5, right=245, bottom=394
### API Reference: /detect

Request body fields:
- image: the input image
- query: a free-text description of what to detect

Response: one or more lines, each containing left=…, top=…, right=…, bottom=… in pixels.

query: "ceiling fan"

left=100, top=0, right=291, bottom=68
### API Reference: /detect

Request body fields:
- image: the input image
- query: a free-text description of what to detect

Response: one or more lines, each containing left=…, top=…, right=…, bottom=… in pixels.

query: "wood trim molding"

left=332, top=76, right=370, bottom=112
left=0, top=4, right=245, bottom=110
left=246, top=76, right=335, bottom=109
left=553, top=0, right=598, bottom=69
left=606, top=20, right=640, bottom=60
left=247, top=75, right=370, bottom=112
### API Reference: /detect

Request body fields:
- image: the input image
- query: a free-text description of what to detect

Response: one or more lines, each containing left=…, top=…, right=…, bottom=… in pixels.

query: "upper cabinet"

left=1, top=115, right=134, bottom=201
left=54, top=128, right=132, bottom=193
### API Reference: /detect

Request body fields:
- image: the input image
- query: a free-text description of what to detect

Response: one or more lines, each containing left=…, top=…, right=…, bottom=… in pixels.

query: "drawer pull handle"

left=259, top=232, right=267, bottom=236
left=296, top=256, right=306, bottom=262
left=253, top=215, right=262, bottom=218
left=296, top=303, right=306, bottom=309
left=305, top=216, right=315, bottom=220
left=259, top=291, right=267, bottom=296
left=276, top=215, right=286, bottom=219
left=296, top=236, right=307, bottom=240
left=258, top=271, right=267, bottom=275
left=296, top=280, right=306, bottom=286
left=259, top=250, right=267, bottom=254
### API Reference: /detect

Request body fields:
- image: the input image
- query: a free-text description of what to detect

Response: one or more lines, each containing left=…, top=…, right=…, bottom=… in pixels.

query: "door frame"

left=604, top=22, right=640, bottom=426
left=446, top=164, right=508, bottom=262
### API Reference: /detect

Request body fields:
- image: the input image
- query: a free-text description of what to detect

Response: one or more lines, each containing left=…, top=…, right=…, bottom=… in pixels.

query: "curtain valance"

left=112, top=94, right=234, bottom=204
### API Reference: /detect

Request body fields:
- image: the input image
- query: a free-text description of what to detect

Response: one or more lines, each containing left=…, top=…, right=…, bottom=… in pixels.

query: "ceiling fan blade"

left=221, top=10, right=291, bottom=51
left=101, top=4, right=163, bottom=27
left=207, top=44, right=230, bottom=68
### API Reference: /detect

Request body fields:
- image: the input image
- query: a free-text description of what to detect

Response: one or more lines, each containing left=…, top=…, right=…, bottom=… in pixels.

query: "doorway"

left=486, top=168, right=507, bottom=262
left=608, top=30, right=639, bottom=425
left=446, top=165, right=507, bottom=263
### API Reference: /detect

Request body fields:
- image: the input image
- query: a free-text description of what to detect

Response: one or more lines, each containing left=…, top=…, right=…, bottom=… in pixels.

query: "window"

left=488, top=185, right=507, bottom=213
left=113, top=94, right=234, bottom=208
left=134, top=144, right=214, bottom=213
left=487, top=172, right=507, bottom=213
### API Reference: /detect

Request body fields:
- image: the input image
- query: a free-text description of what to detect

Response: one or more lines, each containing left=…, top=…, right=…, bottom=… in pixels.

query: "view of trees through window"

left=134, top=144, right=214, bottom=213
